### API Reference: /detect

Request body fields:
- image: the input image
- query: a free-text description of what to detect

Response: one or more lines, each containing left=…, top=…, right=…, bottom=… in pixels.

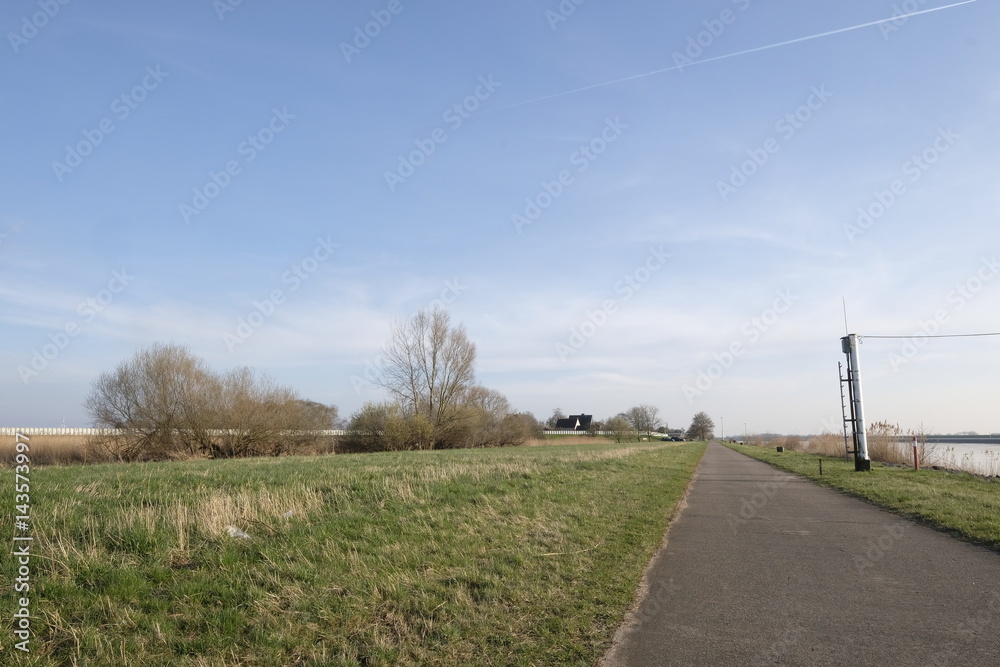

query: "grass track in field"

left=726, top=443, right=1000, bottom=551
left=1, top=441, right=706, bottom=666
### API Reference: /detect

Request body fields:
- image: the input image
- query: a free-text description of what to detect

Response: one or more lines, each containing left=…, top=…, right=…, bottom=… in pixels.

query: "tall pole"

left=842, top=334, right=871, bottom=471
left=721, top=417, right=724, bottom=440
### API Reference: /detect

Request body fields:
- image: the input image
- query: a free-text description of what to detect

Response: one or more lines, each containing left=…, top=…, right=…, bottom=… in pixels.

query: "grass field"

left=726, top=443, right=1000, bottom=551
left=2, top=441, right=706, bottom=666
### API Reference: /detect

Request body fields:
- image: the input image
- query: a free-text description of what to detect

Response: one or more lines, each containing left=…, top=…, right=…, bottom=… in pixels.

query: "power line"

left=860, top=333, right=1000, bottom=340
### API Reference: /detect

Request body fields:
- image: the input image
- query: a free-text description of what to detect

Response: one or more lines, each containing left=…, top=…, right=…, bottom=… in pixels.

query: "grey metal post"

left=842, top=334, right=871, bottom=470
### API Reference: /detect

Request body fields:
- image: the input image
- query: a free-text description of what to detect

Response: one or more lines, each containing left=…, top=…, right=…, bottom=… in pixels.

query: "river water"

left=923, top=441, right=1000, bottom=476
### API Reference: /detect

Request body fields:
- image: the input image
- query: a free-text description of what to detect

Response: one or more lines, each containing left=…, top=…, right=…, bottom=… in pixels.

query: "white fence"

left=3, top=427, right=674, bottom=438
left=1, top=428, right=112, bottom=436
left=0, top=428, right=348, bottom=437
left=544, top=430, right=674, bottom=437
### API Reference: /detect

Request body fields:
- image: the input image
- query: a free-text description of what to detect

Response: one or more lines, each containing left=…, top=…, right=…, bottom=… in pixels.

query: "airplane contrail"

left=490, top=0, right=977, bottom=112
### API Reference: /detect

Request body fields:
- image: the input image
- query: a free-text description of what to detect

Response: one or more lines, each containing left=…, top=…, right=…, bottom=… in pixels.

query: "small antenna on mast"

left=842, top=297, right=850, bottom=336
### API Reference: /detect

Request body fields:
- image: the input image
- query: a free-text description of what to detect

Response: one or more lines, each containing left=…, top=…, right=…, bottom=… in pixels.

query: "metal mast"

left=841, top=334, right=871, bottom=471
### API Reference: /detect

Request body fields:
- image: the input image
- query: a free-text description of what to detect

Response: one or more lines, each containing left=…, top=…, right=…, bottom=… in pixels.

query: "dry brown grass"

left=776, top=435, right=804, bottom=451
left=0, top=435, right=99, bottom=465
left=3, top=432, right=625, bottom=466
left=524, top=436, right=613, bottom=447
left=803, top=433, right=852, bottom=457
left=866, top=421, right=938, bottom=467
left=2, top=434, right=341, bottom=466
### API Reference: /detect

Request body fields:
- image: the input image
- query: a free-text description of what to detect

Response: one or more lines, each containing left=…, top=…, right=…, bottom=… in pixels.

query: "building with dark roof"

left=553, top=414, right=593, bottom=431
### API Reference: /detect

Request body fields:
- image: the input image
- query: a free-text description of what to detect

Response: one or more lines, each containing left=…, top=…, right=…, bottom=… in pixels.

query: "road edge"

left=598, top=441, right=713, bottom=666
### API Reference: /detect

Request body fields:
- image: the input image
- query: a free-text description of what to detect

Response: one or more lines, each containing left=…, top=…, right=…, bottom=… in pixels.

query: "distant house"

left=554, top=414, right=593, bottom=431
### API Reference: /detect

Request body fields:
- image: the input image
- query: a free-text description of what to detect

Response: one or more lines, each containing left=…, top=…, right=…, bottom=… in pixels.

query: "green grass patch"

left=2, top=441, right=705, bottom=665
left=726, top=444, right=1000, bottom=550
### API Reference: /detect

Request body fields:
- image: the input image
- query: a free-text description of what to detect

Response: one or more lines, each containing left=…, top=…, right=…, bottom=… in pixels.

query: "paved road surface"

left=603, top=443, right=1000, bottom=666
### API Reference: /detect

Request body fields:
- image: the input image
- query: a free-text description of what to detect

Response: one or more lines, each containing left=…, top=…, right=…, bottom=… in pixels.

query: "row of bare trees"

left=563, top=405, right=663, bottom=442
left=546, top=407, right=714, bottom=442
left=85, top=343, right=337, bottom=461
left=597, top=405, right=663, bottom=442
left=92, top=309, right=723, bottom=459
left=342, top=309, right=541, bottom=452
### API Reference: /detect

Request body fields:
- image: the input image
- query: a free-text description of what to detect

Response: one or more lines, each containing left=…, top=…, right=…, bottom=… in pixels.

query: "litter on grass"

left=225, top=525, right=251, bottom=539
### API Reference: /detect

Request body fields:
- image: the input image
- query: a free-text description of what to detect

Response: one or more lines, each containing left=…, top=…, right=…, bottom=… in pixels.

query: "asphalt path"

left=603, top=442, right=1000, bottom=666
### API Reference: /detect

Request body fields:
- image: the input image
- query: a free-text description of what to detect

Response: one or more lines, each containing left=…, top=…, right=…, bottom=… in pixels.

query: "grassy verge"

left=725, top=444, right=1000, bottom=551
left=2, top=441, right=706, bottom=666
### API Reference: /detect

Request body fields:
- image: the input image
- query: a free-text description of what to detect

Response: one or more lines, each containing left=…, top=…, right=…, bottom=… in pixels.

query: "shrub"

left=85, top=343, right=335, bottom=460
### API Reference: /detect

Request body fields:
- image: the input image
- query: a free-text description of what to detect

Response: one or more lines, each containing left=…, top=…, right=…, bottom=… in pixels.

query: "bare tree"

left=85, top=343, right=335, bottom=460
left=375, top=308, right=477, bottom=445
left=606, top=415, right=632, bottom=443
left=546, top=408, right=567, bottom=429
left=84, top=343, right=215, bottom=461
left=295, top=400, right=339, bottom=430
left=458, top=386, right=536, bottom=448
left=687, top=412, right=715, bottom=441
left=342, top=402, right=394, bottom=453
left=208, top=368, right=290, bottom=457
left=341, top=402, right=433, bottom=453
left=624, top=404, right=661, bottom=437
left=459, top=385, right=507, bottom=447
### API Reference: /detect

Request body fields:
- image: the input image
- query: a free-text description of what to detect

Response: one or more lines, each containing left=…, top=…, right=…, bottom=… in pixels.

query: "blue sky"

left=2, top=0, right=998, bottom=434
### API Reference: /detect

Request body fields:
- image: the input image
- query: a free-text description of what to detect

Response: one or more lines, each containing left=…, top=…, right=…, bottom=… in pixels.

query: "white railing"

left=4, top=427, right=683, bottom=438
left=0, top=427, right=348, bottom=437
left=0, top=427, right=116, bottom=436
left=545, top=430, right=678, bottom=437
